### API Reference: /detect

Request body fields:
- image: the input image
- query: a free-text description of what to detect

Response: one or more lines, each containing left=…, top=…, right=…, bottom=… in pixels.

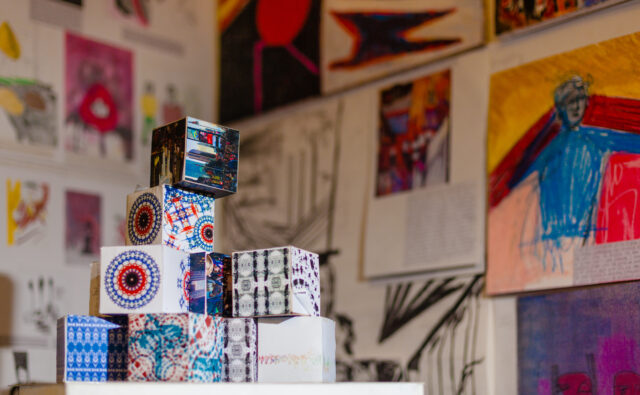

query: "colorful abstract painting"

left=0, top=77, right=57, bottom=148
left=518, top=282, right=640, bottom=395
left=218, top=0, right=320, bottom=122
left=65, top=190, right=100, bottom=264
left=487, top=32, right=640, bottom=294
left=495, top=0, right=628, bottom=36
left=376, top=69, right=450, bottom=197
left=6, top=178, right=49, bottom=247
left=321, top=0, right=483, bottom=93
left=64, top=32, right=133, bottom=162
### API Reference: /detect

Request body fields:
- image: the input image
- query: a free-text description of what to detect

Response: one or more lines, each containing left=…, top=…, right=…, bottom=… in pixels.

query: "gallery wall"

left=0, top=0, right=215, bottom=387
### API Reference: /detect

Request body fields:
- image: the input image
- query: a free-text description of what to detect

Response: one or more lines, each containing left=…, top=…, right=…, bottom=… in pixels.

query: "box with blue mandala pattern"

left=127, top=313, right=224, bottom=382
left=56, top=315, right=128, bottom=382
left=125, top=184, right=215, bottom=253
left=99, top=245, right=191, bottom=314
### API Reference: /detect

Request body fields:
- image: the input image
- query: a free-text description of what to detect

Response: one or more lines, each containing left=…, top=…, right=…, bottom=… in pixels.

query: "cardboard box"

left=232, top=246, right=320, bottom=317
left=150, top=117, right=239, bottom=198
left=125, top=184, right=215, bottom=253
left=222, top=318, right=257, bottom=382
left=100, top=245, right=190, bottom=314
left=127, top=313, right=224, bottom=382
left=189, top=252, right=231, bottom=316
left=257, top=317, right=335, bottom=383
left=57, top=315, right=128, bottom=382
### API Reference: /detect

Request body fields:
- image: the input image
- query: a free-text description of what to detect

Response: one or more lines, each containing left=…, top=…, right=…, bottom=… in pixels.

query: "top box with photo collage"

left=56, top=116, right=334, bottom=385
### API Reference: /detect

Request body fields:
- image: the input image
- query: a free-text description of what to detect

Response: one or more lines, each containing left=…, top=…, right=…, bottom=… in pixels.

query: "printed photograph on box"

left=150, top=117, right=239, bottom=197
left=65, top=189, right=100, bottom=265
left=127, top=313, right=224, bottom=382
left=206, top=252, right=229, bottom=316
left=376, top=69, right=450, bottom=197
left=495, top=0, right=628, bottom=36
left=518, top=282, right=640, bottom=394
left=64, top=32, right=133, bottom=162
left=487, top=32, right=640, bottom=294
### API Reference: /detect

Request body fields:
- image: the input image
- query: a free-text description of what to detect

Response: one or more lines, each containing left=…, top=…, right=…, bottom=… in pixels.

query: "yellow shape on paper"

left=141, top=93, right=157, bottom=117
left=6, top=179, right=21, bottom=246
left=0, top=87, right=25, bottom=116
left=0, top=21, right=20, bottom=60
left=488, top=32, right=640, bottom=173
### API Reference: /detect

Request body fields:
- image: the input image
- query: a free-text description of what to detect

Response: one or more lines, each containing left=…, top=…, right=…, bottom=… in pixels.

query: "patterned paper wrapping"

left=100, top=245, right=190, bottom=314
left=56, top=315, right=128, bottom=382
left=222, top=318, right=257, bottom=382
left=232, top=246, right=320, bottom=317
left=127, top=313, right=224, bottom=382
left=125, top=185, right=215, bottom=253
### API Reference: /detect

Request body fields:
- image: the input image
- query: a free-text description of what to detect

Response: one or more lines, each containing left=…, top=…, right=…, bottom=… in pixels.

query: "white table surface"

left=16, top=382, right=424, bottom=395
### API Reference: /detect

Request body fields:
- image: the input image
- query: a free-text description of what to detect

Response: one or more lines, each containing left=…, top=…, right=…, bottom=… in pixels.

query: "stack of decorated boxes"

left=56, top=117, right=336, bottom=384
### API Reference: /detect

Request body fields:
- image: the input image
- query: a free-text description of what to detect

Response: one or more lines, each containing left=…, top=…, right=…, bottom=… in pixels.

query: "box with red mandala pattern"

left=127, top=313, right=224, bottom=382
left=125, top=184, right=215, bottom=254
left=99, top=245, right=196, bottom=314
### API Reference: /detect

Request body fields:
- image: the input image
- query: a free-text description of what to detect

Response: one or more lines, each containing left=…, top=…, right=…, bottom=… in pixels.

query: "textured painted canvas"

left=149, top=117, right=239, bottom=198
left=518, top=282, right=640, bottom=395
left=65, top=190, right=100, bottom=265
left=0, top=77, right=57, bottom=148
left=487, top=32, right=640, bottom=294
left=232, top=246, right=320, bottom=317
left=257, top=316, right=335, bottom=382
left=56, top=315, right=128, bottom=382
left=218, top=0, right=320, bottom=122
left=222, top=318, right=257, bottom=382
left=127, top=313, right=224, bottom=382
left=321, top=0, right=483, bottom=93
left=64, top=32, right=133, bottom=162
left=126, top=184, right=215, bottom=253
left=376, top=69, right=450, bottom=197
left=99, top=245, right=190, bottom=314
left=495, top=0, right=628, bottom=36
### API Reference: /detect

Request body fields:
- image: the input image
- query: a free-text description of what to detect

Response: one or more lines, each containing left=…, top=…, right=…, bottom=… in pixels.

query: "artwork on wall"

left=219, top=0, right=320, bottom=122
left=0, top=77, right=57, bottom=149
left=321, top=0, right=483, bottom=94
left=518, top=282, right=640, bottom=394
left=139, top=80, right=185, bottom=147
left=6, top=178, right=49, bottom=247
left=495, top=0, right=628, bottom=36
left=376, top=70, right=450, bottom=197
left=487, top=32, right=640, bottom=294
left=65, top=190, right=101, bottom=265
left=64, top=32, right=133, bottom=163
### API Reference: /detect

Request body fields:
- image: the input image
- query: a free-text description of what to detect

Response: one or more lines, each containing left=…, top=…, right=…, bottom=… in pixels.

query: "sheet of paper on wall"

left=363, top=61, right=486, bottom=280
left=494, top=0, right=629, bottom=37
left=487, top=31, right=640, bottom=295
left=321, top=0, right=484, bottom=94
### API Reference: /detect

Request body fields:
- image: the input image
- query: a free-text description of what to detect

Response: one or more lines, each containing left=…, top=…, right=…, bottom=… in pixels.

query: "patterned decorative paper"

left=127, top=313, right=224, bottom=382
left=232, top=246, right=320, bottom=317
left=56, top=315, right=128, bottom=382
left=149, top=116, right=239, bottom=198
left=222, top=318, right=257, bottom=383
left=126, top=184, right=215, bottom=253
left=100, top=245, right=190, bottom=314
